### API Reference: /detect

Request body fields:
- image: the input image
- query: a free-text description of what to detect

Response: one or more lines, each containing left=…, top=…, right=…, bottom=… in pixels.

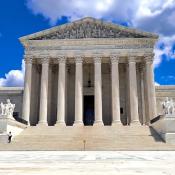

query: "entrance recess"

left=83, top=96, right=94, bottom=126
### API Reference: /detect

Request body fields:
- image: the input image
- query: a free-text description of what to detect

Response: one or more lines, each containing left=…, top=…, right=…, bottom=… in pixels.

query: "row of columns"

left=22, top=56, right=157, bottom=126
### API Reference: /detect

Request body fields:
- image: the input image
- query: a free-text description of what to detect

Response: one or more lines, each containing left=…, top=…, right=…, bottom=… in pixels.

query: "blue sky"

left=0, top=0, right=175, bottom=86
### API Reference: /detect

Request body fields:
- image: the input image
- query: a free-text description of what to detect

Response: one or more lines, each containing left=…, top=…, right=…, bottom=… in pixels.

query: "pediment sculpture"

left=33, top=22, right=147, bottom=40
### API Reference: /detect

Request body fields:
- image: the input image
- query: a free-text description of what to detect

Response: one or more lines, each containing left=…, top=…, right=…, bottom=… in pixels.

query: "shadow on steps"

left=149, top=126, right=164, bottom=142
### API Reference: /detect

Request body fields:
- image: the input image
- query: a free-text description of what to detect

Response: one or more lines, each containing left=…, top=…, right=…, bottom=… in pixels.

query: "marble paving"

left=0, top=151, right=175, bottom=175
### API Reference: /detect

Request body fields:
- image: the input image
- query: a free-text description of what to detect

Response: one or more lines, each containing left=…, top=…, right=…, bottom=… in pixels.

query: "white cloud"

left=0, top=60, right=25, bottom=87
left=26, top=0, right=175, bottom=34
left=1, top=0, right=174, bottom=87
left=26, top=0, right=175, bottom=68
left=155, top=82, right=160, bottom=86
left=26, top=0, right=139, bottom=25
left=134, top=0, right=175, bottom=36
left=154, top=35, right=175, bottom=68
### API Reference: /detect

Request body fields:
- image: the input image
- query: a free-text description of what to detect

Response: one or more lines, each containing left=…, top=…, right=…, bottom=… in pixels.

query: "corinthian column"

left=145, top=56, right=157, bottom=120
left=56, top=57, right=66, bottom=126
left=22, top=56, right=32, bottom=125
left=94, top=57, right=103, bottom=126
left=74, top=56, right=83, bottom=126
left=111, top=56, right=121, bottom=125
left=38, top=58, right=49, bottom=125
left=128, top=58, right=139, bottom=124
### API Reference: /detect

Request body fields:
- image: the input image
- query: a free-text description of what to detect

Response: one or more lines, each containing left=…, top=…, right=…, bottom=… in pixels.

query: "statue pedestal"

left=151, top=114, right=175, bottom=144
left=0, top=115, right=27, bottom=143
left=0, top=133, right=8, bottom=144
left=0, top=115, right=15, bottom=133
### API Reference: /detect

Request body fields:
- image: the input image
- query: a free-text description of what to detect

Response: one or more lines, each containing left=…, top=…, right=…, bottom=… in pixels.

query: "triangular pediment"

left=20, top=17, right=158, bottom=41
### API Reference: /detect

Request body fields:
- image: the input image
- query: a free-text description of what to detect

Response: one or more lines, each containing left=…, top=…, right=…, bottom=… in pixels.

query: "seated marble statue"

left=162, top=97, right=175, bottom=115
left=0, top=102, right=5, bottom=115
left=0, top=99, right=15, bottom=118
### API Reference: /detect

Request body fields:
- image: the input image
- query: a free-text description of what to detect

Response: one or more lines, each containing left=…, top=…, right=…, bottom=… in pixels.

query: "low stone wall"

left=151, top=114, right=175, bottom=144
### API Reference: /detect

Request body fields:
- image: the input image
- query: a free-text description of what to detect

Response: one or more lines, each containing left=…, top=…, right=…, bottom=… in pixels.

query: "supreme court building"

left=20, top=17, right=158, bottom=126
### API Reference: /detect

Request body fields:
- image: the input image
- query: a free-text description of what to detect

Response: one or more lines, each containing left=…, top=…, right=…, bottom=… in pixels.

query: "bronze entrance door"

left=83, top=96, right=94, bottom=126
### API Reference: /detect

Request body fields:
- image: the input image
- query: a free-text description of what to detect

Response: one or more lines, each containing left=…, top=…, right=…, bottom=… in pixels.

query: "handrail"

left=150, top=115, right=164, bottom=124
left=13, top=116, right=28, bottom=125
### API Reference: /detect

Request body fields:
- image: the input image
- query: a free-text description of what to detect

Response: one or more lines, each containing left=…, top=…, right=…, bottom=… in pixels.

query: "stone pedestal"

left=152, top=114, right=175, bottom=144
left=0, top=115, right=27, bottom=143
left=0, top=134, right=8, bottom=144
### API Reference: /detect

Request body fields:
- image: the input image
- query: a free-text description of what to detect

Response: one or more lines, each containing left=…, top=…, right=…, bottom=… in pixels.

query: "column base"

left=37, top=121, right=48, bottom=126
left=93, top=121, right=104, bottom=126
left=74, top=121, right=84, bottom=127
left=130, top=120, right=140, bottom=125
left=112, top=121, right=122, bottom=126
left=27, top=123, right=31, bottom=127
left=55, top=121, right=66, bottom=127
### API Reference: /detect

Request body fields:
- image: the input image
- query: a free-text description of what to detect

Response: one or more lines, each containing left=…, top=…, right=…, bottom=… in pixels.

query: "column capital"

left=94, top=56, right=102, bottom=64
left=128, top=56, right=137, bottom=63
left=58, top=56, right=66, bottom=64
left=41, top=57, right=49, bottom=64
left=145, top=55, right=154, bottom=63
left=75, top=56, right=83, bottom=64
left=25, top=56, right=33, bottom=64
left=110, top=55, right=119, bottom=63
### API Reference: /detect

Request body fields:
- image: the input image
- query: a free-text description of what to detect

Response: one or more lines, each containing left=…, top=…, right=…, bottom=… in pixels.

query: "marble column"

left=145, top=56, right=157, bottom=120
left=56, top=57, right=66, bottom=126
left=111, top=56, right=121, bottom=125
left=74, top=56, right=83, bottom=126
left=128, top=58, right=139, bottom=124
left=38, top=58, right=49, bottom=125
left=94, top=57, right=103, bottom=126
left=140, top=64, right=146, bottom=125
left=22, top=56, right=32, bottom=125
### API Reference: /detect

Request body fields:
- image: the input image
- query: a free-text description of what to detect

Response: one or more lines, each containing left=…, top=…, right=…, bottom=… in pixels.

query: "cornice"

left=19, top=17, right=158, bottom=42
left=22, top=38, right=156, bottom=49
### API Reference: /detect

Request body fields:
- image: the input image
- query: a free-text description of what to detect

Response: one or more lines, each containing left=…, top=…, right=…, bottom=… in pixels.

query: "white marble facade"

left=20, top=17, right=159, bottom=126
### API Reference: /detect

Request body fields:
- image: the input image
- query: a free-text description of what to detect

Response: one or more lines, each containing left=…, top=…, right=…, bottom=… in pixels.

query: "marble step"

left=0, top=125, right=172, bottom=151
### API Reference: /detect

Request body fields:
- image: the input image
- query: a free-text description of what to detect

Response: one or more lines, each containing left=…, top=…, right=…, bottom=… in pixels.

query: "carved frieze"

left=31, top=21, right=149, bottom=40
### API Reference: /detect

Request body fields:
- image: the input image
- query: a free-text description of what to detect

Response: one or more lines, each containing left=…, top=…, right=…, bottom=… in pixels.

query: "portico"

left=20, top=17, right=158, bottom=126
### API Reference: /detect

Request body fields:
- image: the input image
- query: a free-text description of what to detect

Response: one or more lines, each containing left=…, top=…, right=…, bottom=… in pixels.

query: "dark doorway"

left=83, top=96, right=94, bottom=126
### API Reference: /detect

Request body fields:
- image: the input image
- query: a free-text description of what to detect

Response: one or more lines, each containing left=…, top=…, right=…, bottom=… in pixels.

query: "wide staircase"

left=1, top=125, right=175, bottom=150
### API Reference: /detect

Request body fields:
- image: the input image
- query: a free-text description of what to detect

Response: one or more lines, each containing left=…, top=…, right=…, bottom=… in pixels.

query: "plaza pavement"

left=0, top=151, right=175, bottom=175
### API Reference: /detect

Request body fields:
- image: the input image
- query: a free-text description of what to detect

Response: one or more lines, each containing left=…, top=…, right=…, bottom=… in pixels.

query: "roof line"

left=19, top=17, right=159, bottom=41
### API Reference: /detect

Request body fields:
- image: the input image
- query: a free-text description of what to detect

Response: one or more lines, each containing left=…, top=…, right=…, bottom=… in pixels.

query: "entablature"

left=24, top=53, right=154, bottom=64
